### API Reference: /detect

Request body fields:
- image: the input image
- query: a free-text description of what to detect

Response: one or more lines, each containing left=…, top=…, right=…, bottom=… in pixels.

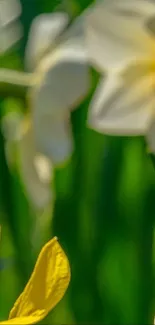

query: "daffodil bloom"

left=0, top=236, right=70, bottom=324
left=26, top=12, right=90, bottom=165
left=0, top=12, right=90, bottom=208
left=0, top=0, right=22, bottom=54
left=18, top=118, right=53, bottom=210
left=2, top=112, right=52, bottom=210
left=85, top=0, right=155, bottom=151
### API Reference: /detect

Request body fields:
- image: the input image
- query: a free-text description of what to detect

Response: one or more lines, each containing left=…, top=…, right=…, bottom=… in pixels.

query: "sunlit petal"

left=25, top=12, right=69, bottom=70
left=88, top=63, right=155, bottom=135
left=85, top=0, right=155, bottom=72
left=0, top=237, right=70, bottom=324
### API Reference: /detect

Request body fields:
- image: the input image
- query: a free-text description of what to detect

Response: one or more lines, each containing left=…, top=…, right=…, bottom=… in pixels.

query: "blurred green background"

left=1, top=0, right=155, bottom=324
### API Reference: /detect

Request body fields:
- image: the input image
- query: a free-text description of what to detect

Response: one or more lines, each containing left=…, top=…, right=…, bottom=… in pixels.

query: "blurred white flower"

left=1, top=11, right=90, bottom=209
left=0, top=0, right=22, bottom=53
left=85, top=0, right=155, bottom=152
left=2, top=112, right=52, bottom=210
left=26, top=12, right=91, bottom=165
left=18, top=119, right=53, bottom=210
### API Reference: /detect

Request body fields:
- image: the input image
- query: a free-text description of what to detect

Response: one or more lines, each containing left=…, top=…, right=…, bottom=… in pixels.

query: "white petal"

left=85, top=0, right=155, bottom=72
left=0, top=0, right=22, bottom=53
left=146, top=15, right=155, bottom=38
left=35, top=40, right=90, bottom=113
left=88, top=64, right=155, bottom=135
left=34, top=154, right=53, bottom=184
left=0, top=0, right=21, bottom=26
left=103, top=0, right=155, bottom=17
left=62, top=13, right=85, bottom=43
left=30, top=18, right=90, bottom=165
left=25, top=12, right=69, bottom=70
left=33, top=111, right=73, bottom=166
left=0, top=21, right=22, bottom=53
left=19, top=120, right=52, bottom=210
left=146, top=118, right=155, bottom=153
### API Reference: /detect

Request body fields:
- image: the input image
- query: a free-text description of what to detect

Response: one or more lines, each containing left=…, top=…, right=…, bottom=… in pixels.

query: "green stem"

left=52, top=100, right=105, bottom=323
left=137, top=189, right=154, bottom=324
left=0, top=118, right=33, bottom=286
left=0, top=68, right=34, bottom=98
left=140, top=152, right=155, bottom=324
left=92, top=136, right=125, bottom=324
left=149, top=153, right=155, bottom=170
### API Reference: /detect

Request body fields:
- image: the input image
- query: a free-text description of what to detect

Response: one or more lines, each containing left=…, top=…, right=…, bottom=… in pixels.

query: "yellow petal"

left=0, top=237, right=70, bottom=324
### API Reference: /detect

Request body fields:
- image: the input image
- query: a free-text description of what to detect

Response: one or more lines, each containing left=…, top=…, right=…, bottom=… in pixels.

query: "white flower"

left=18, top=119, right=53, bottom=210
left=2, top=111, right=52, bottom=210
left=0, top=0, right=22, bottom=54
left=26, top=12, right=91, bottom=165
left=1, top=12, right=90, bottom=209
left=85, top=0, right=155, bottom=151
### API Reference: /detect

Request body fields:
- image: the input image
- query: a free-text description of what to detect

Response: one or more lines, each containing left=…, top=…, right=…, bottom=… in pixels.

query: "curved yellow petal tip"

left=0, top=237, right=70, bottom=325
